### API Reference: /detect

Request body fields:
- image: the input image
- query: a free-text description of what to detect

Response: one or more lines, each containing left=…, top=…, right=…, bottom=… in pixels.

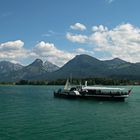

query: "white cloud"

left=75, top=48, right=87, bottom=53
left=0, top=40, right=27, bottom=59
left=75, top=48, right=94, bottom=55
left=0, top=40, right=36, bottom=64
left=90, top=23, right=140, bottom=62
left=2, top=23, right=140, bottom=66
left=92, top=25, right=108, bottom=32
left=33, top=41, right=75, bottom=66
left=70, top=23, right=86, bottom=31
left=0, top=40, right=76, bottom=66
left=0, top=40, right=24, bottom=50
left=66, top=32, right=88, bottom=43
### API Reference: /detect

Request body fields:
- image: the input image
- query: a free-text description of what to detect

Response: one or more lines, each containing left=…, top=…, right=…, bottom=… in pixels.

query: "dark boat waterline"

left=54, top=92, right=126, bottom=101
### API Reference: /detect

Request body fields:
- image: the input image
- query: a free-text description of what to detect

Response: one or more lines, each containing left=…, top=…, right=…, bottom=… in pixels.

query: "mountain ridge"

left=0, top=59, right=59, bottom=82
left=0, top=54, right=140, bottom=82
left=45, top=54, right=140, bottom=80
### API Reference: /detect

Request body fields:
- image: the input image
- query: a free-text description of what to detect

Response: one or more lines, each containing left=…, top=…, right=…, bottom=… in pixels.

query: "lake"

left=0, top=85, right=140, bottom=140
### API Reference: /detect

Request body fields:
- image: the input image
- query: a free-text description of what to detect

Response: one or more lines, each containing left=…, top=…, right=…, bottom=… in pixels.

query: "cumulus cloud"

left=0, top=40, right=24, bottom=50
left=67, top=23, right=140, bottom=63
left=70, top=23, right=86, bottom=31
left=66, top=32, right=88, bottom=43
left=2, top=23, right=140, bottom=66
left=33, top=41, right=75, bottom=66
left=75, top=48, right=87, bottom=53
left=0, top=40, right=36, bottom=64
left=0, top=40, right=75, bottom=66
left=75, top=48, right=94, bottom=55
left=90, top=23, right=140, bottom=62
left=92, top=25, right=108, bottom=32
left=0, top=40, right=27, bottom=59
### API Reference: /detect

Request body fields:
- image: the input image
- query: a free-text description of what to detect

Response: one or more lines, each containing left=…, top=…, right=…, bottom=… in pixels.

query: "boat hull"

left=54, top=92, right=126, bottom=101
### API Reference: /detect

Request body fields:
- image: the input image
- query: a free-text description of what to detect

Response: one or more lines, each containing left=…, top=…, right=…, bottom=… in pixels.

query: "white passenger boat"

left=54, top=80, right=132, bottom=101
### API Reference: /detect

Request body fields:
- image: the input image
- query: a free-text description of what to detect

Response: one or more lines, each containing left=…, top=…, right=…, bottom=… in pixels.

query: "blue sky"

left=1, top=0, right=140, bottom=66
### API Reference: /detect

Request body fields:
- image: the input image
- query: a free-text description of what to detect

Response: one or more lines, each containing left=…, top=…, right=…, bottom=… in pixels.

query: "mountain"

left=0, top=61, right=23, bottom=74
left=0, top=59, right=59, bottom=82
left=12, top=59, right=60, bottom=81
left=23, top=59, right=45, bottom=74
left=47, top=54, right=107, bottom=79
left=17, top=59, right=46, bottom=80
left=43, top=61, right=59, bottom=72
left=1, top=54, right=140, bottom=82
left=0, top=59, right=44, bottom=82
left=46, top=54, right=140, bottom=80
left=104, top=58, right=129, bottom=68
left=0, top=61, right=23, bottom=82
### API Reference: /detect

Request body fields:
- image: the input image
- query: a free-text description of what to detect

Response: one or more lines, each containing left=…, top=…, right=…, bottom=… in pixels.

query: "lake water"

left=0, top=85, right=140, bottom=140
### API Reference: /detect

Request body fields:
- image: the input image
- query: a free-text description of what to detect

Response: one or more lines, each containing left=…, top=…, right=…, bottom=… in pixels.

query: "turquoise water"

left=0, top=85, right=140, bottom=140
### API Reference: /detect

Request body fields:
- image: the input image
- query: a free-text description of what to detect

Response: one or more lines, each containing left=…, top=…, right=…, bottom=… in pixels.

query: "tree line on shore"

left=0, top=77, right=139, bottom=85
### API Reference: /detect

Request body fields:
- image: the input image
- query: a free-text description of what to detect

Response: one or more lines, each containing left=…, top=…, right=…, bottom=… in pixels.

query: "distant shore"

left=0, top=77, right=140, bottom=86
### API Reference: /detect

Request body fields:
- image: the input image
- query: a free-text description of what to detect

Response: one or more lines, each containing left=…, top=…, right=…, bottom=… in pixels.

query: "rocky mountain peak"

left=44, top=60, right=59, bottom=72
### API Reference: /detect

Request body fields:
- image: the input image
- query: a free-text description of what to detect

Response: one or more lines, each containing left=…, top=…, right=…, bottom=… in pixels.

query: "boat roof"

left=83, top=86, right=126, bottom=91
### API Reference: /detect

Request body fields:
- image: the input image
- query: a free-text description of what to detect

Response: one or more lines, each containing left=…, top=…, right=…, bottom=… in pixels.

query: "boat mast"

left=85, top=81, right=87, bottom=87
left=64, top=79, right=70, bottom=90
